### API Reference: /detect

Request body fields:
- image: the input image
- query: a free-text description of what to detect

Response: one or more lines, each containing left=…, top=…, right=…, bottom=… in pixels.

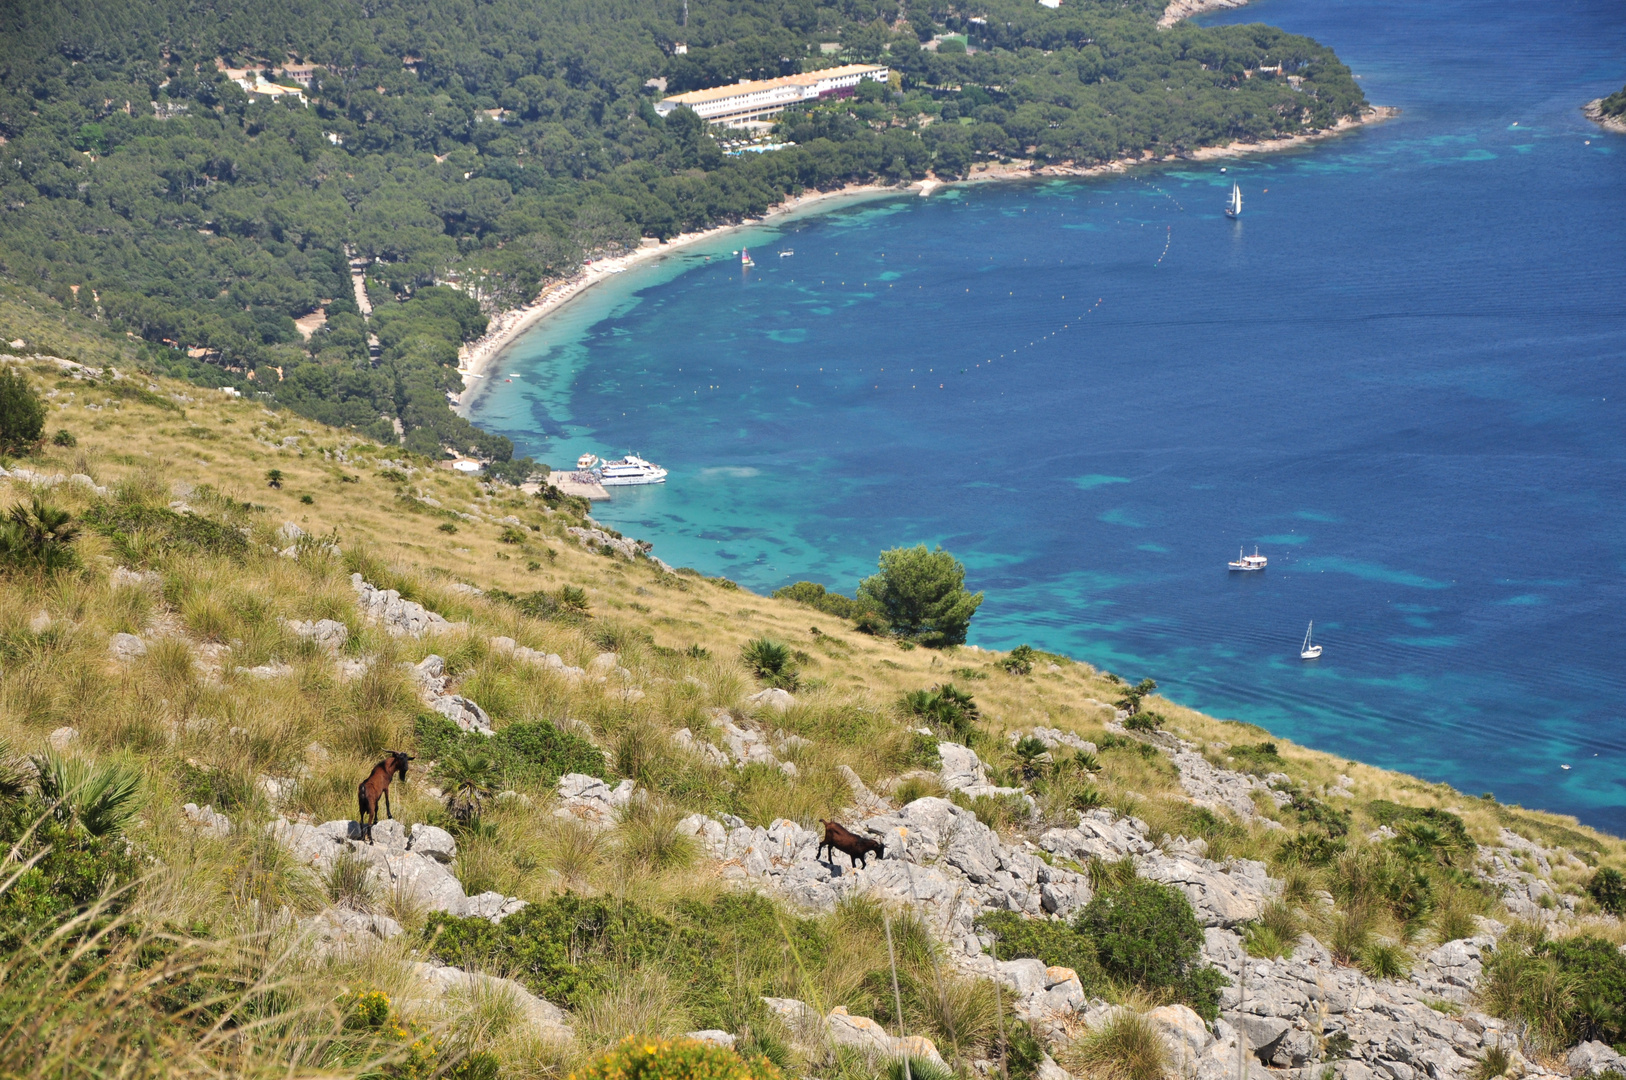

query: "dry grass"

left=0, top=356, right=1622, bottom=1079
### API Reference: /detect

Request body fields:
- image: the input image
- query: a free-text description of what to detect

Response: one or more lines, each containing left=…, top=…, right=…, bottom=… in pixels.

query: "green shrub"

left=773, top=580, right=869, bottom=620
left=414, top=714, right=605, bottom=791
left=0, top=792, right=139, bottom=951
left=1075, top=877, right=1229, bottom=1020
left=423, top=891, right=821, bottom=1030
left=82, top=499, right=249, bottom=562
left=577, top=1037, right=781, bottom=1080
left=974, top=911, right=1103, bottom=989
left=0, top=368, right=45, bottom=455
left=50, top=428, right=75, bottom=447
left=1122, top=711, right=1163, bottom=733
left=1586, top=867, right=1625, bottom=915
left=1481, top=928, right=1626, bottom=1050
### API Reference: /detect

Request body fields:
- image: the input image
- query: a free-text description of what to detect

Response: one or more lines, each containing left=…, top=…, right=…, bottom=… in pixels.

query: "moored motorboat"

left=597, top=454, right=668, bottom=486
left=1228, top=546, right=1267, bottom=571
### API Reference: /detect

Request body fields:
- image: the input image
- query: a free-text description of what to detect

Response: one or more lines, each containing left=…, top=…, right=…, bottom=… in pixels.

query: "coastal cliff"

left=1584, top=96, right=1626, bottom=134
left=0, top=349, right=1621, bottom=1080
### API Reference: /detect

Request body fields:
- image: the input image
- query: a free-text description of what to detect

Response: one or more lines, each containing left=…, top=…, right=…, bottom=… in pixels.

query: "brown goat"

left=818, top=819, right=885, bottom=868
left=358, top=750, right=414, bottom=843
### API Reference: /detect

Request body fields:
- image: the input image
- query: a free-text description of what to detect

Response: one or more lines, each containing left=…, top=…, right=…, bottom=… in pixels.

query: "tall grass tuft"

left=1061, top=1008, right=1169, bottom=1080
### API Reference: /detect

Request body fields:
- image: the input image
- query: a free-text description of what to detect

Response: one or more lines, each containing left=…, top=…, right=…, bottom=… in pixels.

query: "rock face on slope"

left=268, top=816, right=526, bottom=923
left=351, top=574, right=463, bottom=637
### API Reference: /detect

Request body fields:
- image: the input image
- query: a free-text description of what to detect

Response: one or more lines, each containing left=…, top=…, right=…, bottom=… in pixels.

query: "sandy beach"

left=454, top=182, right=901, bottom=408
left=454, top=105, right=1398, bottom=412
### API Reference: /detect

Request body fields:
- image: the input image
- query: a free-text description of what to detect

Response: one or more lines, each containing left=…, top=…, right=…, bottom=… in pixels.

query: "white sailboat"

left=1224, top=182, right=1242, bottom=219
left=1300, top=621, right=1322, bottom=660
left=1228, top=546, right=1267, bottom=571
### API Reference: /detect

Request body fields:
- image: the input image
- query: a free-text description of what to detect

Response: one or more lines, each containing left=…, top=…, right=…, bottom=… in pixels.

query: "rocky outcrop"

left=1476, top=829, right=1577, bottom=921
left=696, top=709, right=800, bottom=775
left=410, top=959, right=573, bottom=1042
left=413, top=655, right=493, bottom=735
left=109, top=632, right=147, bottom=661
left=938, top=742, right=1029, bottom=802
left=1568, top=1041, right=1626, bottom=1078
left=747, top=687, right=796, bottom=712
left=488, top=635, right=586, bottom=680
left=267, top=816, right=525, bottom=922
left=763, top=997, right=947, bottom=1067
left=352, top=574, right=464, bottom=637
left=678, top=796, right=1092, bottom=957
left=565, top=526, right=650, bottom=562
left=182, top=802, right=233, bottom=836
left=286, top=618, right=349, bottom=652
left=555, top=773, right=637, bottom=828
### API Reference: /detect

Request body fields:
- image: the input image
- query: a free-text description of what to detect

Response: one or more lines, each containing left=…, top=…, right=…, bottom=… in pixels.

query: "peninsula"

left=0, top=0, right=1366, bottom=465
left=1584, top=84, right=1626, bottom=133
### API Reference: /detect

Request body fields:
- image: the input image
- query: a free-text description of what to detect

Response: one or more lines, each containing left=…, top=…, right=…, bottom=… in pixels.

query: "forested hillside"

left=0, top=0, right=1364, bottom=457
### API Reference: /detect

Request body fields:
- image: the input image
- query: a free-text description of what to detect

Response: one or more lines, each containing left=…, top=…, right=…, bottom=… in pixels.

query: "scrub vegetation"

left=0, top=357, right=1621, bottom=1080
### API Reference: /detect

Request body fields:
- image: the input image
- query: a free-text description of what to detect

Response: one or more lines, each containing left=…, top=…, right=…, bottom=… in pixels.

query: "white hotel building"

left=655, top=63, right=890, bottom=125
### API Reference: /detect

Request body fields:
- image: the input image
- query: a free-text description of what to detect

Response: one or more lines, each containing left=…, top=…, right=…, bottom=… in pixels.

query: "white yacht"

left=1228, top=546, right=1267, bottom=571
left=597, top=454, right=668, bottom=486
left=1300, top=621, right=1322, bottom=660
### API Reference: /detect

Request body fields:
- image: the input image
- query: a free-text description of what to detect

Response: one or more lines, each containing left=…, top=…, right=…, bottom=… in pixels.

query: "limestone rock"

left=673, top=727, right=731, bottom=768
left=408, top=823, right=457, bottom=863
left=109, top=632, right=147, bottom=661
left=352, top=574, right=464, bottom=637
left=110, top=566, right=162, bottom=590
left=287, top=618, right=349, bottom=652
left=306, top=906, right=403, bottom=953
left=565, top=526, right=651, bottom=561
left=555, top=773, right=636, bottom=828
left=48, top=726, right=78, bottom=751
left=411, top=960, right=572, bottom=1041
left=687, top=1031, right=736, bottom=1048
left=1146, top=1004, right=1214, bottom=1058
left=747, top=687, right=795, bottom=712
left=182, top=802, right=232, bottom=837
left=1568, top=1042, right=1626, bottom=1078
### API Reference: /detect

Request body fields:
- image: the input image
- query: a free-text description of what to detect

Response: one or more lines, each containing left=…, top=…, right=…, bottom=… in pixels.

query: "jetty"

left=543, top=470, right=609, bottom=501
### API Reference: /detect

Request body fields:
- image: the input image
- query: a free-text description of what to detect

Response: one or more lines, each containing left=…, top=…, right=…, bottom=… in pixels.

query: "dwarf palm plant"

left=741, top=637, right=799, bottom=690
left=0, top=498, right=80, bottom=572
left=31, top=749, right=144, bottom=838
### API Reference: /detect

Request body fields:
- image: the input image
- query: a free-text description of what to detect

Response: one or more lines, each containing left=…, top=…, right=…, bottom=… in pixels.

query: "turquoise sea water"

left=470, top=0, right=1626, bottom=832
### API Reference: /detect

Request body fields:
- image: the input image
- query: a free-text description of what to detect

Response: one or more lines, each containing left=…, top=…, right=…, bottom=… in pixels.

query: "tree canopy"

left=858, top=544, right=984, bottom=646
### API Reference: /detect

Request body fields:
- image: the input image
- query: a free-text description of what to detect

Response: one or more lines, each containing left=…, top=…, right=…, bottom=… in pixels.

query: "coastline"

left=453, top=182, right=903, bottom=409
left=1158, top=0, right=1254, bottom=28
left=1583, top=98, right=1626, bottom=134
left=454, top=105, right=1398, bottom=415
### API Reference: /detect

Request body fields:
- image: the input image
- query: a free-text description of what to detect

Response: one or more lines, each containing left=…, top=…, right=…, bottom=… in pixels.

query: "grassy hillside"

left=0, top=350, right=1621, bottom=1079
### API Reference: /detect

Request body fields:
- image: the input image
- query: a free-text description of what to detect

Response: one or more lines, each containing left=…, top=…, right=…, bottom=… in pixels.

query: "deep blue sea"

left=470, top=0, right=1626, bottom=834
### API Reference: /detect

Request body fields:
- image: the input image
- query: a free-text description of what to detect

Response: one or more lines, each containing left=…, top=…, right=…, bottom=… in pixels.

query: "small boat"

left=575, top=453, right=600, bottom=471
left=1560, top=764, right=1571, bottom=771
left=779, top=249, right=794, bottom=258
left=1300, top=621, right=1322, bottom=660
left=597, top=453, right=668, bottom=486
left=1224, top=182, right=1243, bottom=219
left=1228, top=546, right=1267, bottom=571
left=741, top=248, right=755, bottom=267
